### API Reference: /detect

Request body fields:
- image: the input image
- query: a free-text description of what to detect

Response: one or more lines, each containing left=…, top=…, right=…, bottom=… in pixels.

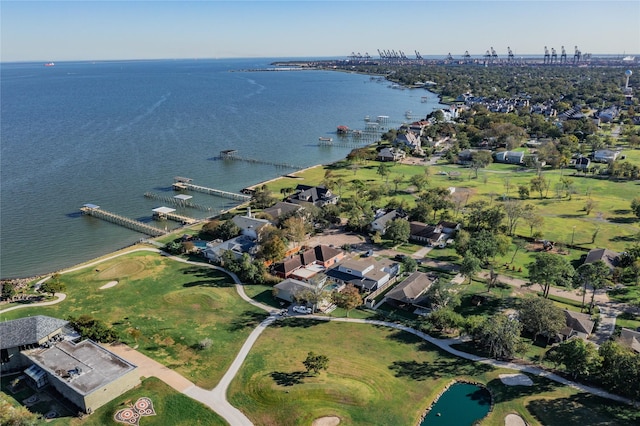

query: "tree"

left=282, top=216, right=310, bottom=245
left=1, top=282, right=16, bottom=300
left=421, top=187, right=453, bottom=221
left=476, top=315, right=525, bottom=360
left=584, top=198, right=597, bottom=216
left=470, top=150, right=493, bottom=178
left=409, top=174, right=429, bottom=193
left=464, top=200, right=504, bottom=232
left=426, top=278, right=460, bottom=310
left=40, top=276, right=65, bottom=297
left=257, top=234, right=286, bottom=262
left=385, top=219, right=410, bottom=245
left=401, top=256, right=418, bottom=274
left=460, top=252, right=481, bottom=284
left=527, top=252, right=574, bottom=298
left=522, top=205, right=544, bottom=237
left=598, top=341, right=640, bottom=400
left=468, top=230, right=500, bottom=264
left=303, top=351, right=329, bottom=375
left=251, top=185, right=277, bottom=209
left=201, top=219, right=241, bottom=241
left=0, top=396, right=41, bottom=426
left=392, top=174, right=405, bottom=193
left=574, top=261, right=611, bottom=313
left=376, top=162, right=392, bottom=184
left=518, top=296, right=566, bottom=342
left=502, top=199, right=525, bottom=235
left=530, top=175, right=549, bottom=199
left=67, top=315, right=118, bottom=343
left=546, top=338, right=601, bottom=380
left=426, top=308, right=463, bottom=334
left=632, top=198, right=640, bottom=219
left=332, top=284, right=362, bottom=317
left=518, top=185, right=530, bottom=200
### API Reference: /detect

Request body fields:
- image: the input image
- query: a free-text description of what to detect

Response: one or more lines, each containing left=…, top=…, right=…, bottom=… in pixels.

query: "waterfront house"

left=203, top=235, right=257, bottom=263
left=287, top=184, right=339, bottom=208
left=377, top=147, right=406, bottom=162
left=273, top=245, right=345, bottom=279
left=262, top=201, right=304, bottom=224
left=393, top=132, right=422, bottom=153
left=232, top=210, right=273, bottom=240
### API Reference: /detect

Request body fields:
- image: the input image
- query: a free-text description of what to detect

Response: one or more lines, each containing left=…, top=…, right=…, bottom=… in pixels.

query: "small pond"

left=420, top=382, right=492, bottom=425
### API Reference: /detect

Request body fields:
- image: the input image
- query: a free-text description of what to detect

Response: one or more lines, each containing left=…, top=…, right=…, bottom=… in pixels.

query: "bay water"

left=1, top=58, right=443, bottom=278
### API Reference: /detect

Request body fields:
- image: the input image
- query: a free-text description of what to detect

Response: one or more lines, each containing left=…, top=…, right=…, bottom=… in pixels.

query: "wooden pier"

left=215, top=150, right=304, bottom=170
left=80, top=204, right=167, bottom=237
left=152, top=207, right=197, bottom=225
left=172, top=178, right=251, bottom=201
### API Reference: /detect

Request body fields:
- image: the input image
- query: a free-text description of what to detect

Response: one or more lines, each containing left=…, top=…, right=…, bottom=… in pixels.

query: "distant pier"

left=80, top=204, right=167, bottom=236
left=172, top=176, right=251, bottom=201
left=144, top=192, right=214, bottom=212
left=216, top=150, right=304, bottom=170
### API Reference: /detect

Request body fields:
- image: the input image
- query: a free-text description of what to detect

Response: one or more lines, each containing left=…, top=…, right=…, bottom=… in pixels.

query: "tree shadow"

left=608, top=216, right=637, bottom=224
left=228, top=310, right=269, bottom=331
left=487, top=376, right=560, bottom=403
left=385, top=329, right=424, bottom=345
left=389, top=357, right=493, bottom=381
left=270, top=317, right=326, bottom=328
left=613, top=209, right=632, bottom=215
left=610, top=234, right=639, bottom=242
left=526, top=393, right=639, bottom=425
left=182, top=279, right=234, bottom=288
left=270, top=370, right=308, bottom=386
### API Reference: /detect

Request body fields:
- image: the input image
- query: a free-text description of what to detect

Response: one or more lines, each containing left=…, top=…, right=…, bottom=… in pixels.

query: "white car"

left=292, top=305, right=312, bottom=314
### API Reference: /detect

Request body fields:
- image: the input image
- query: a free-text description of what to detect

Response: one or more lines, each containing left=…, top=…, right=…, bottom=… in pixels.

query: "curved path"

left=5, top=246, right=635, bottom=426
left=0, top=292, right=67, bottom=315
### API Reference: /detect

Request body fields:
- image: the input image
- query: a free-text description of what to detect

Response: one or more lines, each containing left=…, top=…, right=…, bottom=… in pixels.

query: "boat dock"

left=80, top=204, right=167, bottom=237
left=151, top=207, right=197, bottom=225
left=172, top=177, right=251, bottom=201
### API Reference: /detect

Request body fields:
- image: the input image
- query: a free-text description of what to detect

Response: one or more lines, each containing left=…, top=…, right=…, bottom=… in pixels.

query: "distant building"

left=494, top=150, right=525, bottom=165
left=618, top=328, right=640, bottom=354
left=584, top=248, right=620, bottom=272
left=593, top=149, right=621, bottom=163
left=287, top=184, right=339, bottom=208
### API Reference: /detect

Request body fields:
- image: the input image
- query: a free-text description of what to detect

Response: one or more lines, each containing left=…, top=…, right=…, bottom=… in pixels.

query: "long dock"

left=172, top=178, right=251, bottom=201
left=216, top=151, right=304, bottom=170
left=152, top=207, right=198, bottom=225
left=81, top=204, right=167, bottom=237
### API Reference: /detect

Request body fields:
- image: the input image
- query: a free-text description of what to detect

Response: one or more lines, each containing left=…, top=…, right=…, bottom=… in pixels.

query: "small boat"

left=337, top=125, right=349, bottom=134
left=319, top=137, right=333, bottom=142
left=44, top=62, right=55, bottom=67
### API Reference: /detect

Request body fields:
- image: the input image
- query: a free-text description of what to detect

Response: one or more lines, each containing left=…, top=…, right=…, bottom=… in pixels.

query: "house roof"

left=385, top=272, right=434, bottom=304
left=314, top=245, right=343, bottom=263
left=409, top=222, right=443, bottom=241
left=564, top=310, right=595, bottom=335
left=273, top=256, right=303, bottom=275
left=274, top=278, right=316, bottom=294
left=584, top=248, right=619, bottom=271
left=0, top=316, right=68, bottom=350
left=619, top=328, right=640, bottom=353
left=24, top=339, right=136, bottom=396
left=262, top=202, right=303, bottom=220
left=372, top=210, right=403, bottom=229
left=204, top=235, right=256, bottom=258
left=232, top=215, right=272, bottom=232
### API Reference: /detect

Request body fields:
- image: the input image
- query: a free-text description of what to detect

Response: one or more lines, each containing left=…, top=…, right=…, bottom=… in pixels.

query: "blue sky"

left=1, top=1, right=639, bottom=62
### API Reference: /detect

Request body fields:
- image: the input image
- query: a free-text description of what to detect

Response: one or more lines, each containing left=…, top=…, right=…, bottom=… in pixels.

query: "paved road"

left=0, top=292, right=67, bottom=315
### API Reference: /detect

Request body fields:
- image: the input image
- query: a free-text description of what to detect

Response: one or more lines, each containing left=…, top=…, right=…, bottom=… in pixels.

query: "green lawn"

left=0, top=251, right=268, bottom=389
left=227, top=320, right=637, bottom=426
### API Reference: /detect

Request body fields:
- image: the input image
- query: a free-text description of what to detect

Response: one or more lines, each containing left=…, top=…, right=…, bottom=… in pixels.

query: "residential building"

left=593, top=150, right=621, bottom=163
left=262, top=201, right=303, bottom=224
left=287, top=185, right=339, bottom=208
left=560, top=310, right=595, bottom=340
left=584, top=248, right=620, bottom=272
left=325, top=258, right=393, bottom=292
left=377, top=147, right=406, bottom=162
left=203, top=235, right=257, bottom=263
left=618, top=328, right=640, bottom=354
left=384, top=271, right=435, bottom=310
left=371, top=210, right=406, bottom=234
left=409, top=222, right=445, bottom=246
left=494, top=150, right=525, bottom=165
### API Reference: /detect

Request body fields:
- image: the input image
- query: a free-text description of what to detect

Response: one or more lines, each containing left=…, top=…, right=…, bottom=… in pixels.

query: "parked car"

left=363, top=249, right=374, bottom=257
left=292, top=305, right=312, bottom=314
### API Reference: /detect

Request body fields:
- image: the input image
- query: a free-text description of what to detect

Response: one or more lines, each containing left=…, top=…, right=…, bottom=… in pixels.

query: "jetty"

left=172, top=177, right=251, bottom=201
left=80, top=204, right=167, bottom=237
left=151, top=207, right=197, bottom=225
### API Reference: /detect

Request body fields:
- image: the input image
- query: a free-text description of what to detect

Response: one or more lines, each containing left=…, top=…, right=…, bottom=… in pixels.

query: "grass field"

left=0, top=251, right=268, bottom=389
left=227, top=320, right=638, bottom=426
left=263, top=154, right=640, bottom=255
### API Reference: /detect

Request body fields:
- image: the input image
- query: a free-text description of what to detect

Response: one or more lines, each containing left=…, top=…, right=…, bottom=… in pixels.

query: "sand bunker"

left=505, top=413, right=527, bottom=426
left=499, top=373, right=533, bottom=386
left=99, top=281, right=118, bottom=290
left=312, top=416, right=340, bottom=426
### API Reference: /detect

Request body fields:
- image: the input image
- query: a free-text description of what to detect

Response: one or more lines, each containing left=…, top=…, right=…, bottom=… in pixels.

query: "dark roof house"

left=0, top=316, right=68, bottom=350
left=385, top=272, right=434, bottom=308
left=584, top=248, right=619, bottom=271
left=288, top=185, right=339, bottom=207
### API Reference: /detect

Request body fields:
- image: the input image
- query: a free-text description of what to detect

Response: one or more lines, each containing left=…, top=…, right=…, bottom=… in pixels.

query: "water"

left=421, top=382, right=492, bottom=425
left=1, top=58, right=444, bottom=278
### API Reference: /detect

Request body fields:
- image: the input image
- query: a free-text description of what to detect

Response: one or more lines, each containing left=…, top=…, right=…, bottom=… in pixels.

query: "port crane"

left=415, top=50, right=422, bottom=60
left=463, top=50, right=471, bottom=59
left=543, top=46, right=550, bottom=64
left=551, top=47, right=557, bottom=63
left=560, top=46, right=567, bottom=63
left=507, top=46, right=514, bottom=61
